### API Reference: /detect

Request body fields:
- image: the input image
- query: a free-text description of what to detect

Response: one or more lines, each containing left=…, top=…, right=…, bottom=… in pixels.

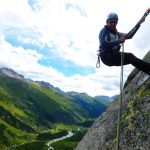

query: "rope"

left=116, top=44, right=124, bottom=150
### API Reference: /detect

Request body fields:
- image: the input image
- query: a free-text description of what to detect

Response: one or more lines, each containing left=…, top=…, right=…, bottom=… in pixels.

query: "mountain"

left=75, top=51, right=150, bottom=150
left=35, top=81, right=63, bottom=92
left=94, top=95, right=118, bottom=102
left=0, top=67, right=108, bottom=149
left=0, top=67, right=24, bottom=79
left=67, top=91, right=109, bottom=116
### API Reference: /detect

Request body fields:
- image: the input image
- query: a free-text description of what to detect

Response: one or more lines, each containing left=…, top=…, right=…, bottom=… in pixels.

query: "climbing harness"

left=96, top=50, right=101, bottom=68
left=115, top=8, right=150, bottom=150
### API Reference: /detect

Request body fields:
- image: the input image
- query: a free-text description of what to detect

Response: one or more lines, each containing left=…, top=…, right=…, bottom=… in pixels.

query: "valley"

left=0, top=67, right=110, bottom=149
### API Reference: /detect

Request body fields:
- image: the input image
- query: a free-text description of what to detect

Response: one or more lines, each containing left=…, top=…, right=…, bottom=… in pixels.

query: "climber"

left=99, top=12, right=150, bottom=75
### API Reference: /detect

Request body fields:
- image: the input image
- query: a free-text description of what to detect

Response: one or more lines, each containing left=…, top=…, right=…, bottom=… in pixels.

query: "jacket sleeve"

left=99, top=28, right=122, bottom=48
left=125, top=24, right=141, bottom=39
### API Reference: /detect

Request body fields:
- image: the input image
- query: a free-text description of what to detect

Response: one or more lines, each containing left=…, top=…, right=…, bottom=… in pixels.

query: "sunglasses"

left=108, top=20, right=118, bottom=24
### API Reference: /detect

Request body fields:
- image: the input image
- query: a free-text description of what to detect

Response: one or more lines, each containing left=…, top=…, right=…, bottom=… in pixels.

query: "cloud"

left=0, top=35, right=122, bottom=96
left=65, top=2, right=87, bottom=17
left=0, top=36, right=42, bottom=68
left=0, top=0, right=150, bottom=97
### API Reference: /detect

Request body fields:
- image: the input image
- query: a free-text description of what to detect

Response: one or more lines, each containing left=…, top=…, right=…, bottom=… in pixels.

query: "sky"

left=0, top=0, right=150, bottom=97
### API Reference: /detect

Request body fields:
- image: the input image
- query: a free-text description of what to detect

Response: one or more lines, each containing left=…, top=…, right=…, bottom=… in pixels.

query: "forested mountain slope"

left=0, top=67, right=108, bottom=149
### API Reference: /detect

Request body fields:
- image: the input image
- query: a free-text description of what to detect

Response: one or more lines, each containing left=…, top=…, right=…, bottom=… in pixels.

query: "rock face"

left=0, top=67, right=24, bottom=79
left=75, top=51, right=150, bottom=150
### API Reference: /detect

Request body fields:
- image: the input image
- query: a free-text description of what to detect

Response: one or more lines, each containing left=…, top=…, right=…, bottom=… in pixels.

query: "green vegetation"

left=37, top=130, right=68, bottom=141
left=77, top=119, right=95, bottom=127
left=120, top=80, right=150, bottom=149
left=0, top=69, right=108, bottom=148
left=94, top=97, right=111, bottom=106
left=51, top=128, right=87, bottom=150
left=8, top=128, right=87, bottom=150
left=0, top=118, right=36, bottom=149
left=9, top=141, right=48, bottom=150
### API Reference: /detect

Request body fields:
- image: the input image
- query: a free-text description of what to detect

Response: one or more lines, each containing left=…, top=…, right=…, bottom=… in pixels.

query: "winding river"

left=47, top=131, right=74, bottom=150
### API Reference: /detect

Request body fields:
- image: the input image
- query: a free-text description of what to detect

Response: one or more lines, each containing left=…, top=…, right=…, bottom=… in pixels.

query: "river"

left=47, top=131, right=74, bottom=150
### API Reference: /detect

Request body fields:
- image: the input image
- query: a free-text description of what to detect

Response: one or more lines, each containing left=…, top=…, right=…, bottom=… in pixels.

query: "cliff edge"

left=75, top=51, right=150, bottom=150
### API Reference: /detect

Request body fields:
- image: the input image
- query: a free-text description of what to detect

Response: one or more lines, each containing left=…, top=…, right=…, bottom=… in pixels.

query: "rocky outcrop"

left=75, top=51, right=150, bottom=150
left=0, top=67, right=24, bottom=79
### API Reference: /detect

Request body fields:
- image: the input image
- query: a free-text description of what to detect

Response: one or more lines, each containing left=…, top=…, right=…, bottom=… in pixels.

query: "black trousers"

left=100, top=51, right=150, bottom=74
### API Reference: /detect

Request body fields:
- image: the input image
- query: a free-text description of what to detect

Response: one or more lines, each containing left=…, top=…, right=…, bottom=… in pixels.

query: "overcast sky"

left=0, top=0, right=150, bottom=97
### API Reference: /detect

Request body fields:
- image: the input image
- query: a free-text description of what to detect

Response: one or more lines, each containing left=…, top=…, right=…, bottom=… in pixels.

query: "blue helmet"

left=106, top=12, right=118, bottom=21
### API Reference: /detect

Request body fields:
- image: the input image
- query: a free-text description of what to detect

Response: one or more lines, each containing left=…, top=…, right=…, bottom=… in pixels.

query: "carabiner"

left=96, top=50, right=101, bottom=68
left=96, top=60, right=100, bottom=68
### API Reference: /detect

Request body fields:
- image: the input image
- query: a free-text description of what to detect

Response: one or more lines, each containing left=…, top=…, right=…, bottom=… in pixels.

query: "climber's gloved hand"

left=120, top=36, right=126, bottom=43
